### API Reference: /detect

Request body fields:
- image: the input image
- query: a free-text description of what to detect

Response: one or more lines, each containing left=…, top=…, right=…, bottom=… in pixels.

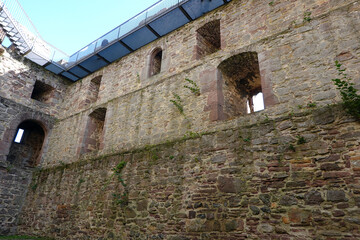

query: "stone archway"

left=7, top=120, right=46, bottom=167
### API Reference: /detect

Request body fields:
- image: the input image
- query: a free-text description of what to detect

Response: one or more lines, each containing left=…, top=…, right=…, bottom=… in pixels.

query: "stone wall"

left=0, top=97, right=56, bottom=235
left=17, top=107, right=360, bottom=239
left=0, top=43, right=66, bottom=235
left=0, top=46, right=69, bottom=117
left=42, top=0, right=360, bottom=166
left=1, top=0, right=360, bottom=238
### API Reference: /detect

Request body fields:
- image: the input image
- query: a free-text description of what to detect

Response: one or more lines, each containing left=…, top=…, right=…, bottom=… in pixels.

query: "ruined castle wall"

left=0, top=46, right=67, bottom=234
left=1, top=0, right=360, bottom=238
left=0, top=45, right=68, bottom=163
left=43, top=0, right=360, bottom=166
left=0, top=96, right=56, bottom=235
left=59, top=0, right=360, bottom=119
left=0, top=48, right=69, bottom=117
left=17, top=108, right=360, bottom=239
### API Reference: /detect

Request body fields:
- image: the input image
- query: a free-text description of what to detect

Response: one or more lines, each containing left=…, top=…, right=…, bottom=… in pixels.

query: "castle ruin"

left=1, top=0, right=360, bottom=239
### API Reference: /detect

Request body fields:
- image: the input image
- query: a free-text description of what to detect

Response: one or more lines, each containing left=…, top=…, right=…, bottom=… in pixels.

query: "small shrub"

left=288, top=144, right=296, bottom=152
left=30, top=183, right=38, bottom=192
left=6, top=164, right=14, bottom=173
left=296, top=135, right=306, bottom=145
left=303, top=11, right=312, bottom=22
left=183, top=131, right=201, bottom=139
left=307, top=102, right=316, bottom=108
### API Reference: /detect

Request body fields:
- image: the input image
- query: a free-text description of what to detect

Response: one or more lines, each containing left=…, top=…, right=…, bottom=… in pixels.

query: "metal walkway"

left=0, top=0, right=231, bottom=82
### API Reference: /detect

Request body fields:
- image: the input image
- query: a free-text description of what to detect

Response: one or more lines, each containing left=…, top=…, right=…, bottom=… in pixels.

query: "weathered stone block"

left=257, top=223, right=274, bottom=233
left=250, top=205, right=260, bottom=215
left=288, top=208, right=312, bottom=225
left=259, top=194, right=271, bottom=206
left=320, top=163, right=342, bottom=171
left=279, top=195, right=298, bottom=206
left=326, top=190, right=347, bottom=203
left=217, top=176, right=245, bottom=193
left=305, top=191, right=324, bottom=205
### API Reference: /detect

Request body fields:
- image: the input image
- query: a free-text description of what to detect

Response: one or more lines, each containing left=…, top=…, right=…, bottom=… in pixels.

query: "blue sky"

left=16, top=0, right=160, bottom=55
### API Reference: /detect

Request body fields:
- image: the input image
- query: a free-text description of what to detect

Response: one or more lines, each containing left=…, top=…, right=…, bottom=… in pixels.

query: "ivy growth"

left=332, top=61, right=360, bottom=119
left=112, top=161, right=128, bottom=206
left=170, top=93, right=184, bottom=114
left=184, top=78, right=200, bottom=96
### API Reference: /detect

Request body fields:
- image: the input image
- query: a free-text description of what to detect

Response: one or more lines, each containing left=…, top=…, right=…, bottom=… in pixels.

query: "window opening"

left=149, top=48, right=162, bottom=77
left=81, top=108, right=107, bottom=154
left=88, top=75, right=102, bottom=103
left=218, top=52, right=264, bottom=118
left=14, top=128, right=25, bottom=143
left=31, top=81, right=55, bottom=103
left=196, top=19, right=221, bottom=59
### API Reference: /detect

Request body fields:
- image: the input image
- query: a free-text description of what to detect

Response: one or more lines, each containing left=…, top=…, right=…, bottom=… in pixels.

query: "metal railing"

left=0, top=0, right=68, bottom=65
left=1, top=0, right=227, bottom=73
left=0, top=0, right=188, bottom=69
left=62, top=0, right=189, bottom=69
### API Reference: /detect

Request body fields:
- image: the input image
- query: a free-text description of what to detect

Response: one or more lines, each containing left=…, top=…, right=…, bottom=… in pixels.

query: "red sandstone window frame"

left=148, top=47, right=163, bottom=77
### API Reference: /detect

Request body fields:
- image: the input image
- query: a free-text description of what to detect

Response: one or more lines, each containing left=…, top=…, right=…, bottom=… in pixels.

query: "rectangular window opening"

left=14, top=128, right=25, bottom=143
left=218, top=52, right=265, bottom=119
left=31, top=81, right=55, bottom=104
left=196, top=20, right=221, bottom=59
left=81, top=108, right=107, bottom=154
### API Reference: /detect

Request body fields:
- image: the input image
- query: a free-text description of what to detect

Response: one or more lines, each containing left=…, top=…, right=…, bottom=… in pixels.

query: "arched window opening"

left=7, top=120, right=46, bottom=167
left=81, top=108, right=107, bottom=154
left=218, top=52, right=264, bottom=118
left=149, top=48, right=162, bottom=77
left=196, top=19, right=221, bottom=59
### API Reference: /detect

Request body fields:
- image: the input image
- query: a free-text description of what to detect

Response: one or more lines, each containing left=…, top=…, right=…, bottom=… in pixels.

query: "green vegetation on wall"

left=332, top=61, right=360, bottom=119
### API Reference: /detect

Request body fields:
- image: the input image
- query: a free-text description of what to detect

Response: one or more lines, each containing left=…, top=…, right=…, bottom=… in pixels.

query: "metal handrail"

left=0, top=0, right=68, bottom=60
left=1, top=0, right=185, bottom=68
left=63, top=0, right=185, bottom=69
left=1, top=0, right=228, bottom=76
left=0, top=0, right=31, bottom=53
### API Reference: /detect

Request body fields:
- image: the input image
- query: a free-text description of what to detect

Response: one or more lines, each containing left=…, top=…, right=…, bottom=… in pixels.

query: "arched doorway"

left=7, top=120, right=46, bottom=167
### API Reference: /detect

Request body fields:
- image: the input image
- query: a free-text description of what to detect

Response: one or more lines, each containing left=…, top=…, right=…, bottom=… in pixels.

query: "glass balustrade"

left=1, top=0, right=231, bottom=78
